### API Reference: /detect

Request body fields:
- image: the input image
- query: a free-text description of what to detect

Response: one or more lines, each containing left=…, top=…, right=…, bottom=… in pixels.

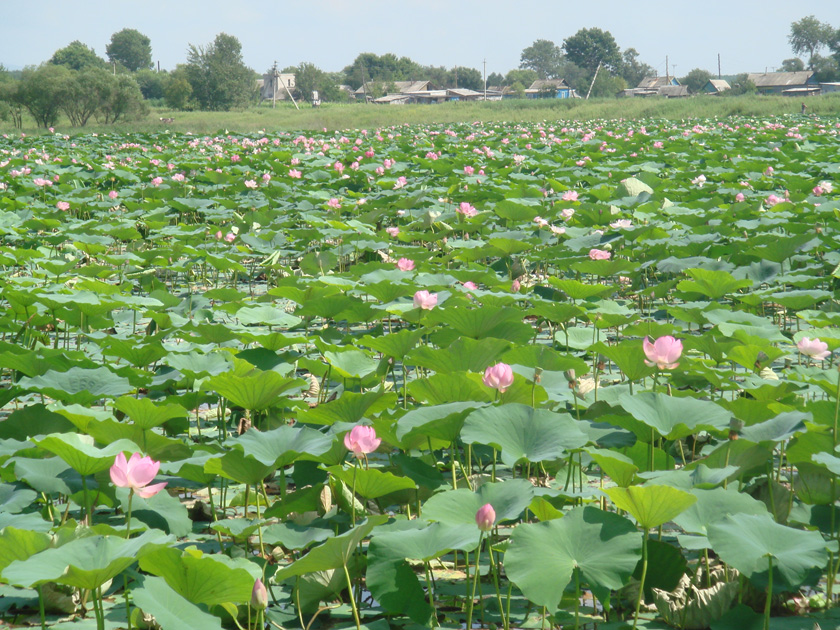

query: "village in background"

left=1, top=15, right=839, bottom=128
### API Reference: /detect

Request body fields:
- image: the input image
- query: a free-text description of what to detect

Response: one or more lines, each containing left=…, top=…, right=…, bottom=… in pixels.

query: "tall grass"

left=3, top=94, right=839, bottom=135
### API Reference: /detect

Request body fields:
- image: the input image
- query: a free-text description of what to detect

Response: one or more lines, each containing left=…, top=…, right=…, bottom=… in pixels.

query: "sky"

left=3, top=0, right=837, bottom=79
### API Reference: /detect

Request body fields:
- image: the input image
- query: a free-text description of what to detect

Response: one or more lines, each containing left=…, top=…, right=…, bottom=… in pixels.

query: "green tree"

left=292, top=62, right=331, bottom=102
left=788, top=15, right=835, bottom=66
left=164, top=66, right=193, bottom=110
left=134, top=69, right=167, bottom=100
left=619, top=48, right=656, bottom=88
left=19, top=64, right=74, bottom=127
left=50, top=41, right=107, bottom=71
left=59, top=67, right=111, bottom=126
left=106, top=28, right=153, bottom=72
left=563, top=28, right=622, bottom=73
left=185, top=33, right=255, bottom=111
left=98, top=74, right=148, bottom=123
left=503, top=68, right=538, bottom=87
left=449, top=66, right=483, bottom=90
left=680, top=68, right=713, bottom=94
left=780, top=57, right=806, bottom=72
left=724, top=73, right=757, bottom=96
left=519, top=39, right=564, bottom=79
left=0, top=68, right=24, bottom=128
left=587, top=72, right=626, bottom=98
left=343, top=53, right=420, bottom=89
left=487, top=72, right=504, bottom=87
left=811, top=54, right=840, bottom=82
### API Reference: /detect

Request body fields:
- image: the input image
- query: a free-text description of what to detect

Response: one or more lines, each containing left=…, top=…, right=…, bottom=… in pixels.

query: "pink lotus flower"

left=464, top=165, right=475, bottom=175
left=610, top=219, right=632, bottom=229
left=483, top=363, right=514, bottom=392
left=244, top=179, right=257, bottom=189
left=562, top=190, right=579, bottom=201
left=109, top=190, right=119, bottom=200
left=735, top=192, right=745, bottom=202
left=511, top=279, right=521, bottom=292
left=561, top=208, right=575, bottom=220
left=643, top=336, right=682, bottom=370
left=797, top=337, right=830, bottom=360
left=33, top=177, right=52, bottom=187
left=171, top=173, right=185, bottom=182
left=224, top=232, right=236, bottom=243
left=334, top=161, right=345, bottom=174
left=691, top=174, right=706, bottom=187
left=251, top=579, right=268, bottom=609
left=394, top=176, right=407, bottom=189
left=813, top=186, right=824, bottom=196
left=764, top=166, right=774, bottom=176
left=215, top=230, right=223, bottom=239
left=110, top=452, right=167, bottom=499
left=262, top=173, right=271, bottom=183
left=413, top=290, right=437, bottom=310
left=589, top=248, right=611, bottom=260
left=327, top=198, right=341, bottom=209
left=344, top=425, right=381, bottom=456
left=386, top=226, right=400, bottom=237
left=289, top=169, right=302, bottom=178
left=151, top=176, right=163, bottom=186
left=56, top=201, right=70, bottom=211
left=475, top=503, right=496, bottom=531
left=458, top=202, right=477, bottom=217
left=463, top=281, right=478, bottom=291
left=396, top=258, right=415, bottom=271
left=766, top=194, right=783, bottom=207
left=653, top=141, right=663, bottom=148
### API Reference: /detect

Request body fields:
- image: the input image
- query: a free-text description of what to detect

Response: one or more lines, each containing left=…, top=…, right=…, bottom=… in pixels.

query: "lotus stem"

left=125, top=490, right=133, bottom=539
left=487, top=541, right=507, bottom=630
left=764, top=556, right=773, bottom=630
left=633, top=529, right=649, bottom=630
left=342, top=561, right=362, bottom=630
left=465, top=532, right=484, bottom=630
left=37, top=585, right=46, bottom=630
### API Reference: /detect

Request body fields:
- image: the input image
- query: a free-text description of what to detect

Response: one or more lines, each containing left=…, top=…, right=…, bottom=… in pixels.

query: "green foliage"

left=680, top=68, right=714, bottom=94
left=563, top=27, right=622, bottom=72
left=134, top=68, right=167, bottom=100
left=519, top=39, right=564, bottom=79
left=788, top=15, right=835, bottom=63
left=184, top=33, right=255, bottom=111
left=49, top=40, right=107, bottom=71
left=106, top=28, right=153, bottom=72
left=18, top=64, right=73, bottom=127
left=343, top=52, right=421, bottom=90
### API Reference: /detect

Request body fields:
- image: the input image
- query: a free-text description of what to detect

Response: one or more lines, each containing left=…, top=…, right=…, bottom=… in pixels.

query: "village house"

left=620, top=76, right=686, bottom=98
left=525, top=79, right=578, bottom=99
left=746, top=71, right=819, bottom=96
left=258, top=72, right=296, bottom=101
left=702, top=79, right=731, bottom=94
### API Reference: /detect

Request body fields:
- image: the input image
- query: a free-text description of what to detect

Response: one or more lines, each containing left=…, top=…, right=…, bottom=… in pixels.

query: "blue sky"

left=3, top=0, right=837, bottom=77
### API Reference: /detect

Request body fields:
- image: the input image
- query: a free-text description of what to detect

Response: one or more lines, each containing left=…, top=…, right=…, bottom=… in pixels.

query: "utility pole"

left=272, top=61, right=278, bottom=109
left=586, top=61, right=602, bottom=99
left=483, top=58, right=487, bottom=101
left=717, top=53, right=721, bottom=79
left=666, top=55, right=669, bottom=81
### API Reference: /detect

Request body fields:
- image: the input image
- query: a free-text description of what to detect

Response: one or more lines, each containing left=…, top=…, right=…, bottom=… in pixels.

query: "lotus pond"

left=0, top=117, right=840, bottom=630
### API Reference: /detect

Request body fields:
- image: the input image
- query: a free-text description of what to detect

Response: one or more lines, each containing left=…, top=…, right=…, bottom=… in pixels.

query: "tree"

left=724, top=73, right=757, bottom=96
left=134, top=69, right=167, bottom=100
left=487, top=72, right=504, bottom=87
left=788, top=16, right=834, bottom=66
left=184, top=33, right=255, bottom=110
left=519, top=39, right=564, bottom=79
left=504, top=68, right=538, bottom=87
left=18, top=64, right=74, bottom=127
left=586, top=71, right=626, bottom=98
left=98, top=74, right=148, bottom=123
left=780, top=57, right=806, bottom=72
left=811, top=54, right=840, bottom=82
left=563, top=28, right=622, bottom=73
left=0, top=68, right=24, bottom=128
left=59, top=67, right=112, bottom=126
left=619, top=48, right=656, bottom=88
left=50, top=41, right=106, bottom=71
left=449, top=67, right=483, bottom=90
left=680, top=68, right=713, bottom=94
left=164, top=66, right=193, bottom=110
left=343, top=53, right=421, bottom=90
left=106, top=28, right=152, bottom=72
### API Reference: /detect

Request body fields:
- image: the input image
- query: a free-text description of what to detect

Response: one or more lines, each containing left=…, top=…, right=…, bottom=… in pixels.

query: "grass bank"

left=4, top=93, right=840, bottom=136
